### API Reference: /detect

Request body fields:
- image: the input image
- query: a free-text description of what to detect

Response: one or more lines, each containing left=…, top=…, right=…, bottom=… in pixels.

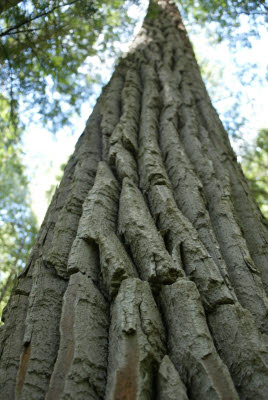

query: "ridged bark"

left=1, top=0, right=268, bottom=399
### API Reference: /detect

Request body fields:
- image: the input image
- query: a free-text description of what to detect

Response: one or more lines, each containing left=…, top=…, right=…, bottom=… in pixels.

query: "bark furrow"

left=119, top=178, right=182, bottom=284
left=106, top=278, right=166, bottom=399
left=46, top=104, right=102, bottom=278
left=157, top=39, right=232, bottom=288
left=176, top=78, right=268, bottom=333
left=157, top=355, right=189, bottom=400
left=109, top=65, right=141, bottom=184
left=46, top=272, right=109, bottom=400
left=160, top=280, right=239, bottom=400
left=71, top=161, right=137, bottom=297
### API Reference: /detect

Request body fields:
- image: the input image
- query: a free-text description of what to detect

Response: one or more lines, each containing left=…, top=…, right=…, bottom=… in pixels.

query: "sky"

left=22, top=0, right=268, bottom=226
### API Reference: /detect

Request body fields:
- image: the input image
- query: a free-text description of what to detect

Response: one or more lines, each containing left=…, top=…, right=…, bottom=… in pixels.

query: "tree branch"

left=6, top=27, right=42, bottom=35
left=0, top=0, right=81, bottom=37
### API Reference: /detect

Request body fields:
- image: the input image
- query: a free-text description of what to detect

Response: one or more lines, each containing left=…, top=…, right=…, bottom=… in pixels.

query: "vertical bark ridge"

left=180, top=51, right=268, bottom=285
left=160, top=280, right=239, bottom=400
left=108, top=63, right=141, bottom=184
left=226, top=165, right=268, bottom=292
left=45, top=272, right=109, bottom=400
left=148, top=186, right=268, bottom=399
left=115, top=20, right=240, bottom=397
left=173, top=57, right=268, bottom=332
left=167, top=9, right=268, bottom=296
left=105, top=278, right=166, bottom=399
left=1, top=12, right=130, bottom=400
left=133, top=13, right=236, bottom=312
left=100, top=68, right=126, bottom=161
left=16, top=262, right=67, bottom=400
left=148, top=184, right=235, bottom=310
left=157, top=355, right=189, bottom=400
left=195, top=105, right=268, bottom=287
left=156, top=29, right=232, bottom=290
left=119, top=178, right=183, bottom=284
left=12, top=103, right=101, bottom=400
left=138, top=61, right=171, bottom=193
left=208, top=303, right=268, bottom=400
left=45, top=162, right=137, bottom=398
left=136, top=16, right=268, bottom=392
left=0, top=294, right=29, bottom=399
left=0, top=111, right=89, bottom=398
left=46, top=103, right=102, bottom=278
left=196, top=100, right=268, bottom=293
left=69, top=161, right=137, bottom=297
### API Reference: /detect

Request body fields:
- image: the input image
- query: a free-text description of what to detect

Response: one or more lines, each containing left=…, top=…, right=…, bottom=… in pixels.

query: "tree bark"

left=1, top=0, right=268, bottom=399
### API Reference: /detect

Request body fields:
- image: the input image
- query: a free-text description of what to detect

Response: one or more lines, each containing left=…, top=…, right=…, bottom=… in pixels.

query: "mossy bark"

left=1, top=1, right=268, bottom=399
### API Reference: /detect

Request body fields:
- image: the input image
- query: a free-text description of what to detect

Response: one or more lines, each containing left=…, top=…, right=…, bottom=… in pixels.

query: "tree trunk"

left=1, top=0, right=268, bottom=399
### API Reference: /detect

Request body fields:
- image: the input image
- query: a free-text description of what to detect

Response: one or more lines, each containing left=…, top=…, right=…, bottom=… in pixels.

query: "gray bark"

left=1, top=0, right=268, bottom=399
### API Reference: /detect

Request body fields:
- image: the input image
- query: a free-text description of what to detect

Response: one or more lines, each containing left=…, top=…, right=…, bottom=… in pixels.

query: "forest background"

left=0, top=0, right=267, bottom=315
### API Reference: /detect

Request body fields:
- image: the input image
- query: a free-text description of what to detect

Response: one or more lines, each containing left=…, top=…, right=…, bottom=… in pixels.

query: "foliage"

left=178, top=0, right=268, bottom=46
left=147, top=0, right=161, bottom=19
left=0, top=0, right=266, bottom=131
left=241, top=129, right=268, bottom=218
left=0, top=0, right=137, bottom=131
left=0, top=94, right=38, bottom=316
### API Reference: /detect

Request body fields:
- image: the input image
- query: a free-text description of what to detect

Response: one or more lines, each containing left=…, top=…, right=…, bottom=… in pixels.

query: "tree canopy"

left=179, top=0, right=268, bottom=45
left=0, top=0, right=267, bottom=130
left=0, top=93, right=37, bottom=314
left=0, top=0, right=138, bottom=131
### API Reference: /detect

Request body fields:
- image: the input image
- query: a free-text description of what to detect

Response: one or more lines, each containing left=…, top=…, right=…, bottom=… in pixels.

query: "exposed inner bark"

left=1, top=0, right=268, bottom=399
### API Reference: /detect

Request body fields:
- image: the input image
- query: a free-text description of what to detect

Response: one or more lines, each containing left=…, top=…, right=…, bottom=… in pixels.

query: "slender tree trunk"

left=1, top=0, right=268, bottom=399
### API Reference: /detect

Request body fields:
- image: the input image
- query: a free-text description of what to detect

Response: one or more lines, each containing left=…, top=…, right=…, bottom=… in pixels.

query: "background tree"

left=1, top=0, right=268, bottom=399
left=0, top=94, right=37, bottom=316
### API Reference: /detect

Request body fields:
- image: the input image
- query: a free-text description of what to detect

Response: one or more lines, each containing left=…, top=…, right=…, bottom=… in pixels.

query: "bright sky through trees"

left=21, top=0, right=268, bottom=225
